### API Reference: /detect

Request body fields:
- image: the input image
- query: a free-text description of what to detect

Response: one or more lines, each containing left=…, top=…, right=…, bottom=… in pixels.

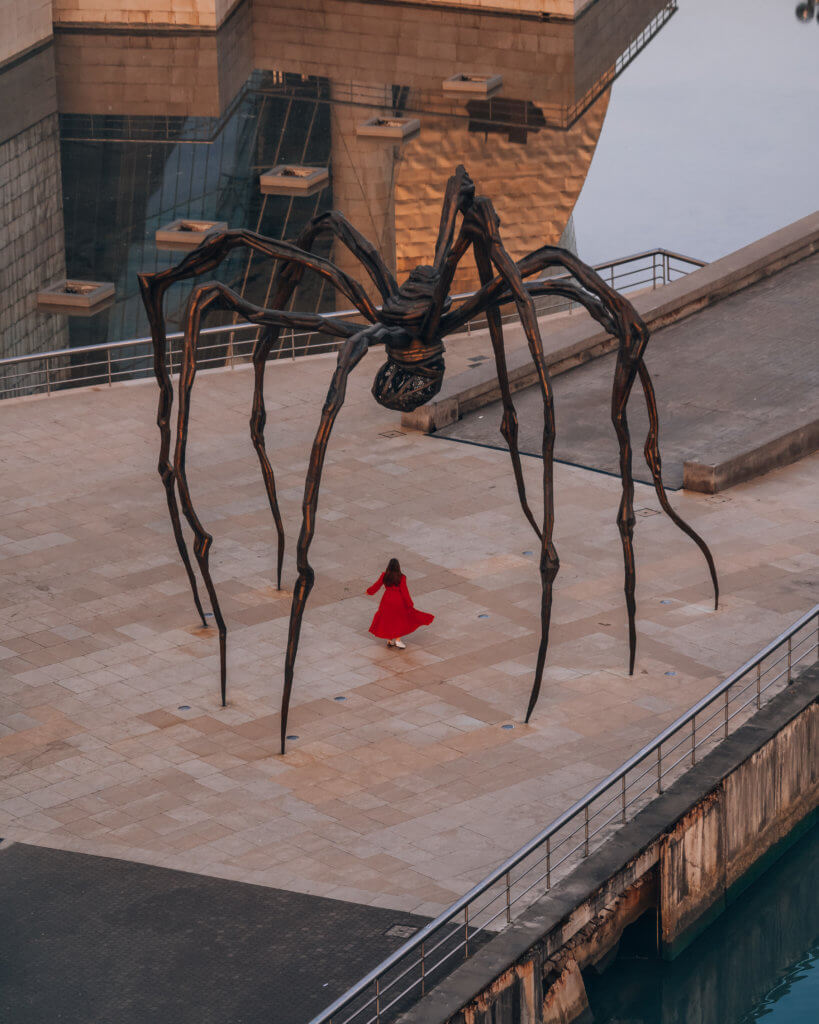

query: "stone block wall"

left=54, top=31, right=223, bottom=117
left=53, top=0, right=252, bottom=116
left=0, top=0, right=52, bottom=67
left=252, top=0, right=576, bottom=106
left=364, top=0, right=592, bottom=16
left=51, top=0, right=238, bottom=30
left=0, top=114, right=68, bottom=377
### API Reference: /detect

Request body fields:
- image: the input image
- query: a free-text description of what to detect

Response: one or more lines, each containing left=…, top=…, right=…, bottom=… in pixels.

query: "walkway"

left=0, top=353, right=816, bottom=915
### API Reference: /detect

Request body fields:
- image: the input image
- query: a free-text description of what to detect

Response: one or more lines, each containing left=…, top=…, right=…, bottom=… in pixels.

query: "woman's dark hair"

left=384, top=558, right=401, bottom=587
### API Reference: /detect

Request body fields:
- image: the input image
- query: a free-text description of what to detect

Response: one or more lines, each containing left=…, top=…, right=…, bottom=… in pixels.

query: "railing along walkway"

left=311, top=605, right=819, bottom=1024
left=0, top=249, right=703, bottom=401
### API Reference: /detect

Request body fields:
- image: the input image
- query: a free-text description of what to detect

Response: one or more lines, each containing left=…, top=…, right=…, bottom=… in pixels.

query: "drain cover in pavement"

left=385, top=924, right=419, bottom=939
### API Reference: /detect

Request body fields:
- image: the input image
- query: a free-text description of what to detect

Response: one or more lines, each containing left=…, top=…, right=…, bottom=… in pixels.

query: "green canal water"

left=585, top=823, right=819, bottom=1023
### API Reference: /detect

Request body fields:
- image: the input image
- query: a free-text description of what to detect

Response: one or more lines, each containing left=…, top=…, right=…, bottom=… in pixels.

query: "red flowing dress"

left=366, top=573, right=434, bottom=639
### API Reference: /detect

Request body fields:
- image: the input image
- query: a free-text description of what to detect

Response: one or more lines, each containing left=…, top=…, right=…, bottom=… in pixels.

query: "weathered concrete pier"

left=396, top=664, right=819, bottom=1024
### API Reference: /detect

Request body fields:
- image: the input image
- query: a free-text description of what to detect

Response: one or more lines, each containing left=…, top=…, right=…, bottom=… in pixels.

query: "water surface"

left=586, top=823, right=819, bottom=1023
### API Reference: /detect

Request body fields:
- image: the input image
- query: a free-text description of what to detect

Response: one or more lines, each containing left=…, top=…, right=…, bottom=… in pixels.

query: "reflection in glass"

left=1, top=0, right=678, bottom=387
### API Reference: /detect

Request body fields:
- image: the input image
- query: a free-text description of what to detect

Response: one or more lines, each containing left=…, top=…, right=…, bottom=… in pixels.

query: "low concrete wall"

left=683, top=418, right=819, bottom=493
left=402, top=211, right=819, bottom=438
left=396, top=663, right=819, bottom=1024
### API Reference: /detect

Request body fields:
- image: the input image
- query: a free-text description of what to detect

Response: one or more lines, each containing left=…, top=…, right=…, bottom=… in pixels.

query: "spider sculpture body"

left=138, top=166, right=718, bottom=755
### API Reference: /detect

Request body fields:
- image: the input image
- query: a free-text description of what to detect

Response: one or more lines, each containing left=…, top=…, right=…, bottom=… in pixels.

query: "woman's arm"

left=366, top=573, right=385, bottom=595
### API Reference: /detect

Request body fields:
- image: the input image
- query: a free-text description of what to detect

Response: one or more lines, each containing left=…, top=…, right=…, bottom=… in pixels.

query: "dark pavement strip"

left=0, top=841, right=432, bottom=1024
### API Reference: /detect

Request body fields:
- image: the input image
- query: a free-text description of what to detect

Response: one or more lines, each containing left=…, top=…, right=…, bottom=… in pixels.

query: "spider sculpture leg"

left=138, top=275, right=209, bottom=628
left=173, top=284, right=232, bottom=706
left=462, top=199, right=561, bottom=725
left=249, top=327, right=286, bottom=590
left=517, top=248, right=718, bottom=610
left=173, top=279, right=358, bottom=706
left=445, top=255, right=718, bottom=641
left=473, top=241, right=542, bottom=542
left=637, top=360, right=719, bottom=609
left=280, top=328, right=373, bottom=754
left=139, top=230, right=380, bottom=622
left=246, top=211, right=399, bottom=591
left=609, top=330, right=641, bottom=674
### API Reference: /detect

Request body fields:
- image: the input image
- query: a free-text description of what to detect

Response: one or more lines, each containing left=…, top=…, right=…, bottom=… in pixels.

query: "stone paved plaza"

left=1, top=345, right=817, bottom=918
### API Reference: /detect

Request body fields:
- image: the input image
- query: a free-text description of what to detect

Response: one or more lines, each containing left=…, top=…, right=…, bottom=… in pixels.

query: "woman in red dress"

left=366, top=558, right=434, bottom=649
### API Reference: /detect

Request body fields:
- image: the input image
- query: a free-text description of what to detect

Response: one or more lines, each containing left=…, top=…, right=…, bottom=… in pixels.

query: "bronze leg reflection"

left=281, top=329, right=372, bottom=754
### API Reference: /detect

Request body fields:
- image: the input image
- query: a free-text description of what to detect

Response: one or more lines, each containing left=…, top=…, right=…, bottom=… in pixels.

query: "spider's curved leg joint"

left=473, top=240, right=542, bottom=543
left=172, top=281, right=233, bottom=706
left=171, top=281, right=356, bottom=707
left=138, top=272, right=209, bottom=627
left=610, top=338, right=641, bottom=675
left=280, top=328, right=373, bottom=754
left=516, top=245, right=718, bottom=616
left=295, top=211, right=399, bottom=300
left=464, top=198, right=559, bottom=725
left=250, top=327, right=285, bottom=591
left=638, top=360, right=719, bottom=609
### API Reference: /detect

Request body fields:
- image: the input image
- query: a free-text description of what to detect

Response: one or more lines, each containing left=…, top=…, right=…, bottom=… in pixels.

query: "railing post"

left=464, top=905, right=469, bottom=958
left=787, top=637, right=792, bottom=684
left=107, top=347, right=112, bottom=387
left=546, top=836, right=551, bottom=888
left=621, top=775, right=626, bottom=823
left=421, top=941, right=425, bottom=995
left=724, top=690, right=729, bottom=737
left=505, top=871, right=511, bottom=923
left=656, top=746, right=662, bottom=794
left=375, top=977, right=380, bottom=1022
left=691, top=716, right=696, bottom=765
left=757, top=663, right=762, bottom=708
left=45, top=360, right=51, bottom=396
left=584, top=805, right=589, bottom=856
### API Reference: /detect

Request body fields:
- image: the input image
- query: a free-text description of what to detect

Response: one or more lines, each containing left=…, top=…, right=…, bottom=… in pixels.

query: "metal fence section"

left=309, top=605, right=819, bottom=1024
left=0, top=249, right=704, bottom=402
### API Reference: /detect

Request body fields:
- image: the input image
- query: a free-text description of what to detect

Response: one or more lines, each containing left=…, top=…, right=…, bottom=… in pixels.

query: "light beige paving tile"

left=0, top=357, right=816, bottom=914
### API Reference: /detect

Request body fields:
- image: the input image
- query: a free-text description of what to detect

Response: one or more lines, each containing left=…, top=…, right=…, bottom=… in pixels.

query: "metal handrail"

left=0, top=248, right=704, bottom=400
left=310, top=604, right=819, bottom=1024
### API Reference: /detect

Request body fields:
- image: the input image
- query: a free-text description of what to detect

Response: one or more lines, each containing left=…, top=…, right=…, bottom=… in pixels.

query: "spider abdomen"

left=372, top=337, right=446, bottom=412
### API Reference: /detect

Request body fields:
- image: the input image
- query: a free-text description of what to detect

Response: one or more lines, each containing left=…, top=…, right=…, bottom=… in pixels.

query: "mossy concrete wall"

left=660, top=692, right=819, bottom=957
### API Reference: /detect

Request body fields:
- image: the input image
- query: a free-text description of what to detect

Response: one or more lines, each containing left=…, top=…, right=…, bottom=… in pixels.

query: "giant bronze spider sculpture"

left=139, top=166, right=718, bottom=755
